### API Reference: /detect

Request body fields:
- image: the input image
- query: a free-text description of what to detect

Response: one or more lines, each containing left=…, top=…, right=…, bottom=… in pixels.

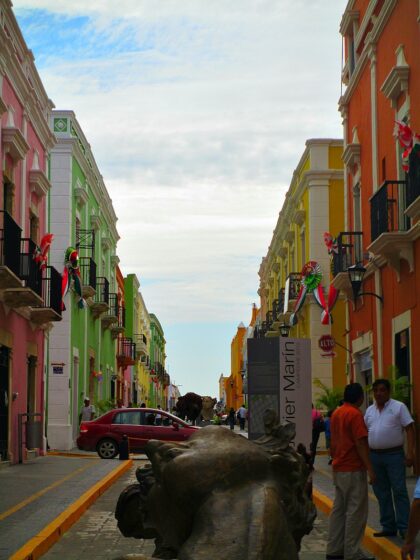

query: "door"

left=27, top=356, right=37, bottom=415
left=111, top=410, right=146, bottom=451
left=72, top=357, right=79, bottom=442
left=0, top=346, right=10, bottom=461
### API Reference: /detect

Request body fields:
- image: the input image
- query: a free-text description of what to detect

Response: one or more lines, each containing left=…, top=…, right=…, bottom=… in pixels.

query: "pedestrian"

left=227, top=407, right=236, bottom=430
left=140, top=402, right=147, bottom=425
left=325, top=409, right=333, bottom=465
left=79, top=398, right=95, bottom=423
left=326, top=382, right=375, bottom=560
left=364, top=378, right=415, bottom=539
left=156, top=405, right=163, bottom=426
left=311, top=403, right=325, bottom=463
left=236, top=404, right=247, bottom=431
left=400, top=477, right=420, bottom=560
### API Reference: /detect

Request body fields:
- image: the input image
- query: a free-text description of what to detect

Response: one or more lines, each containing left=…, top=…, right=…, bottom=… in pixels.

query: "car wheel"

left=97, top=438, right=118, bottom=459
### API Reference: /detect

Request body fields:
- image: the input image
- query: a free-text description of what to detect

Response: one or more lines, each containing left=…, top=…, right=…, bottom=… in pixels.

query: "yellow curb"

left=10, top=459, right=133, bottom=560
left=47, top=451, right=99, bottom=459
left=312, top=488, right=401, bottom=560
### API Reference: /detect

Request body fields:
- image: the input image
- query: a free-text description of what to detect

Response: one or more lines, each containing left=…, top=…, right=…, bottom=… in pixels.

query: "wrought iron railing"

left=117, top=337, right=136, bottom=360
left=0, top=210, right=21, bottom=276
left=20, top=238, right=42, bottom=295
left=105, top=293, right=119, bottom=318
left=332, top=231, right=363, bottom=275
left=35, top=266, right=62, bottom=315
left=94, top=276, right=109, bottom=305
left=79, top=256, right=97, bottom=291
left=370, top=180, right=409, bottom=242
left=407, top=151, right=420, bottom=207
left=285, top=272, right=302, bottom=300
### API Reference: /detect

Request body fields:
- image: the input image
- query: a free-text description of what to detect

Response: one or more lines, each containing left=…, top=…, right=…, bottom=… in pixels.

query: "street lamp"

left=280, top=322, right=290, bottom=337
left=347, top=263, right=384, bottom=303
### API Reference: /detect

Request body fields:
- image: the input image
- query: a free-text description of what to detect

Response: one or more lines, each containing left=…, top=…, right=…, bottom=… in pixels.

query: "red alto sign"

left=318, top=335, right=336, bottom=357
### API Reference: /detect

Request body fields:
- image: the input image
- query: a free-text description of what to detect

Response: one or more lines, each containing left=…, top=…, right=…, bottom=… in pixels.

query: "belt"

left=369, top=446, right=403, bottom=454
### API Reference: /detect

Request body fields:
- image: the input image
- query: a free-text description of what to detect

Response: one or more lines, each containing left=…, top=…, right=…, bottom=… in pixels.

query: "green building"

left=47, top=111, right=120, bottom=450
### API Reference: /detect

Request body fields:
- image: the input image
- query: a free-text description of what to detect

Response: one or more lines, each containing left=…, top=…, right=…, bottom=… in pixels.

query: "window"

left=356, top=349, right=372, bottom=407
left=29, top=212, right=39, bottom=244
left=113, top=411, right=141, bottom=425
left=300, top=230, right=306, bottom=267
left=353, top=182, right=361, bottom=234
left=3, top=180, right=14, bottom=215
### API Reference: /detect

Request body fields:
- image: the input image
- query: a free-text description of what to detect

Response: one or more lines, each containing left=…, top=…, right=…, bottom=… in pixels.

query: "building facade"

left=47, top=111, right=119, bottom=450
left=337, top=1, right=420, bottom=427
left=149, top=313, right=167, bottom=408
left=0, top=3, right=60, bottom=463
left=257, top=139, right=346, bottom=398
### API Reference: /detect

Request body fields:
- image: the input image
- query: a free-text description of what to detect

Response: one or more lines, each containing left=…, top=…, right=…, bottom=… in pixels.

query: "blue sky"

left=14, top=0, right=347, bottom=396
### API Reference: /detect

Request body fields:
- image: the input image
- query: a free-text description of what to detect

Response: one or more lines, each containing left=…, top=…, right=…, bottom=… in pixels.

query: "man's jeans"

left=370, top=449, right=410, bottom=532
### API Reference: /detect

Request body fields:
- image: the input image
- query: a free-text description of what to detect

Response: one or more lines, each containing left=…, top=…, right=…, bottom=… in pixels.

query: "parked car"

left=77, top=407, right=199, bottom=459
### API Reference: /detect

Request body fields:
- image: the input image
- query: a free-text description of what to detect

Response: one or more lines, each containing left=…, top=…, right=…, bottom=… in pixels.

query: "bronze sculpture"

left=115, top=410, right=316, bottom=559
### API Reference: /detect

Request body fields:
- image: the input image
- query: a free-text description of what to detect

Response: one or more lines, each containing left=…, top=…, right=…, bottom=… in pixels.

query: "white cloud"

left=12, top=0, right=347, bottom=391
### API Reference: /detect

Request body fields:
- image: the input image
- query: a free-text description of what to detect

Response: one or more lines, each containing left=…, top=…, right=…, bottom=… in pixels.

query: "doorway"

left=72, top=357, right=79, bottom=442
left=0, top=346, right=10, bottom=461
left=27, top=356, right=37, bottom=415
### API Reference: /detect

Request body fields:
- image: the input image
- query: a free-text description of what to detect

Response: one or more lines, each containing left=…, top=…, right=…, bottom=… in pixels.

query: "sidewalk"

left=313, top=453, right=419, bottom=559
left=0, top=454, right=132, bottom=559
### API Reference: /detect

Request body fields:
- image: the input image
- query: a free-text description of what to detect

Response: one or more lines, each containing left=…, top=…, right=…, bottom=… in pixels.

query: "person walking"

left=400, top=477, right=420, bottom=560
left=155, top=405, right=163, bottom=426
left=79, top=398, right=95, bottom=423
left=325, top=409, right=333, bottom=465
left=311, top=404, right=325, bottom=463
left=326, top=382, right=375, bottom=560
left=227, top=407, right=236, bottom=430
left=236, top=404, right=247, bottom=431
left=364, top=378, right=415, bottom=539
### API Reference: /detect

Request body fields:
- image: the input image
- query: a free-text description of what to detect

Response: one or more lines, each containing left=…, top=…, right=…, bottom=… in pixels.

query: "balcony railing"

left=110, top=303, right=125, bottom=337
left=91, top=276, right=109, bottom=317
left=407, top=151, right=420, bottom=208
left=20, top=238, right=42, bottom=296
left=30, top=266, right=62, bottom=323
left=332, top=232, right=363, bottom=276
left=370, top=180, right=409, bottom=242
left=102, top=292, right=118, bottom=327
left=0, top=210, right=22, bottom=288
left=79, top=256, right=97, bottom=297
left=117, top=336, right=136, bottom=366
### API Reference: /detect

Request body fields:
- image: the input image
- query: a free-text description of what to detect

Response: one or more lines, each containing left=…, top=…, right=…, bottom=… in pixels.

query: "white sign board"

left=279, top=338, right=312, bottom=450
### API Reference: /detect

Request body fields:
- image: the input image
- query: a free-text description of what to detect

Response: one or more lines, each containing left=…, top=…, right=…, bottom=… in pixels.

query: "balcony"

left=283, top=273, right=302, bottom=312
left=331, top=231, right=363, bottom=293
left=0, top=211, right=23, bottom=290
left=368, top=180, right=419, bottom=279
left=110, top=304, right=125, bottom=338
left=30, top=266, right=62, bottom=324
left=405, top=151, right=420, bottom=220
left=102, top=292, right=119, bottom=328
left=79, top=257, right=97, bottom=298
left=134, top=333, right=148, bottom=358
left=117, top=337, right=136, bottom=367
left=3, top=238, right=43, bottom=308
left=91, top=276, right=109, bottom=317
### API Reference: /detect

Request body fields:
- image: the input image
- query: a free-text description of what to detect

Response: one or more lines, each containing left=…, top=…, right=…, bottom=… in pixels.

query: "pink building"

left=0, top=5, right=60, bottom=464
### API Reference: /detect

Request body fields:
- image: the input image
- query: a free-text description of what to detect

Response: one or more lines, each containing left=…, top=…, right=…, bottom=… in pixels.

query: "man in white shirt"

left=79, top=398, right=95, bottom=423
left=364, top=378, right=415, bottom=539
left=236, top=405, right=247, bottom=431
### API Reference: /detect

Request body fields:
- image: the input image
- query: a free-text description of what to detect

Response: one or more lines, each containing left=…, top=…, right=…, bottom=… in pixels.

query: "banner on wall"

left=279, top=338, right=312, bottom=450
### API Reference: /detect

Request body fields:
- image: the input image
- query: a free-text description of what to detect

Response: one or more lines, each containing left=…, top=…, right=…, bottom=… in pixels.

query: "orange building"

left=335, top=2, right=420, bottom=432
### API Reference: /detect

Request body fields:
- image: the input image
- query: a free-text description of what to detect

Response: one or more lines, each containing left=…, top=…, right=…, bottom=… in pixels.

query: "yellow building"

left=258, top=139, right=346, bottom=396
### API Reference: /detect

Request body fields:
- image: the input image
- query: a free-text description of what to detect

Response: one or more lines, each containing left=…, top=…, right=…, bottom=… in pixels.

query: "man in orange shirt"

left=326, top=383, right=376, bottom=560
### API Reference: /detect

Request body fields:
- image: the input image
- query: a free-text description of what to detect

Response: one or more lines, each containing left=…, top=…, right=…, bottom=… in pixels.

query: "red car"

left=77, top=407, right=199, bottom=459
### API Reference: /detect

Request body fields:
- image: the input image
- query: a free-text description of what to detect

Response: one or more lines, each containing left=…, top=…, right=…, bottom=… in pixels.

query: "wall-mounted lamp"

left=347, top=264, right=384, bottom=304
left=279, top=322, right=290, bottom=337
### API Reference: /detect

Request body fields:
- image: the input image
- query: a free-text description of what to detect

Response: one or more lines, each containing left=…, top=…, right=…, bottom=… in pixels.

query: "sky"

left=14, top=0, right=348, bottom=397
